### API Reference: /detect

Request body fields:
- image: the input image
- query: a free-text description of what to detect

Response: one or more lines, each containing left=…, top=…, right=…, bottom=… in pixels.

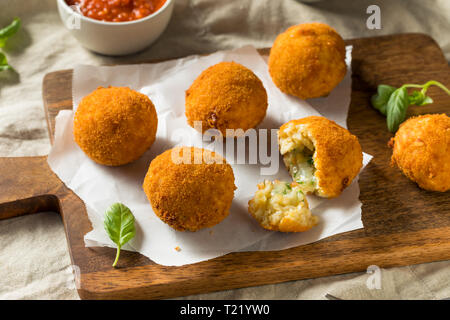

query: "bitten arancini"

left=185, top=62, right=268, bottom=136
left=248, top=180, right=318, bottom=232
left=389, top=114, right=450, bottom=192
left=74, top=86, right=158, bottom=166
left=268, top=23, right=346, bottom=99
left=143, top=147, right=236, bottom=231
left=278, top=116, right=363, bottom=198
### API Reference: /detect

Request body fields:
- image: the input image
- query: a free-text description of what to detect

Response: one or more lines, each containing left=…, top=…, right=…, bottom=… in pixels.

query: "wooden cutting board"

left=1, top=33, right=449, bottom=300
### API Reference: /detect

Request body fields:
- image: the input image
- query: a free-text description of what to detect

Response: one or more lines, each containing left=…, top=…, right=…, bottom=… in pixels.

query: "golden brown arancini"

left=143, top=146, right=236, bottom=231
left=185, top=61, right=268, bottom=136
left=268, top=23, right=346, bottom=99
left=74, top=86, right=158, bottom=166
left=248, top=180, right=318, bottom=232
left=278, top=116, right=363, bottom=198
left=389, top=114, right=450, bottom=192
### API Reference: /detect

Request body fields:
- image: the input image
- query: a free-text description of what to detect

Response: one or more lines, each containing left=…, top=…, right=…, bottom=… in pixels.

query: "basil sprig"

left=371, top=80, right=450, bottom=132
left=0, top=17, right=21, bottom=48
left=0, top=17, right=20, bottom=71
left=104, top=203, right=136, bottom=268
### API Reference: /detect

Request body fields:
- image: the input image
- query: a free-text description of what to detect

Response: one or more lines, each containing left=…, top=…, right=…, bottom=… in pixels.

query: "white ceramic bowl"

left=56, top=0, right=174, bottom=56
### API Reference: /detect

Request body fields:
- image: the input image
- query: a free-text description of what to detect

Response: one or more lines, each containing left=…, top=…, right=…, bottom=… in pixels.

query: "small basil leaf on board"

left=104, top=203, right=136, bottom=267
left=386, top=87, right=409, bottom=133
left=0, top=17, right=21, bottom=48
left=371, top=84, right=397, bottom=116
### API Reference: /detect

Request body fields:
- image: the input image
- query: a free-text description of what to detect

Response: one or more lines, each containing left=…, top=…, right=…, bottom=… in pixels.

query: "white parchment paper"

left=48, top=45, right=372, bottom=266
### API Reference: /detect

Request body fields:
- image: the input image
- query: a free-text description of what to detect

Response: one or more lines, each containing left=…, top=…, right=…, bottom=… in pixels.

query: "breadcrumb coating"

left=74, top=86, right=158, bottom=166
left=389, top=114, right=450, bottom=192
left=248, top=180, right=318, bottom=232
left=143, top=147, right=236, bottom=231
left=185, top=62, right=268, bottom=136
left=279, top=116, right=363, bottom=198
left=268, top=23, right=346, bottom=99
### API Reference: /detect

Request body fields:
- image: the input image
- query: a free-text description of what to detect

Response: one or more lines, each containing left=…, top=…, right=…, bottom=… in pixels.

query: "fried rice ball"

left=248, top=180, right=318, bottom=232
left=185, top=61, right=268, bottom=137
left=74, top=86, right=158, bottom=166
left=389, top=114, right=450, bottom=192
left=278, top=116, right=363, bottom=198
left=268, top=23, right=346, bottom=99
left=143, top=146, right=236, bottom=231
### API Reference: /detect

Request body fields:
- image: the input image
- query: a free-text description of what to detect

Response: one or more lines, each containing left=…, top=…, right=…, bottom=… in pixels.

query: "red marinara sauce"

left=66, top=0, right=166, bottom=22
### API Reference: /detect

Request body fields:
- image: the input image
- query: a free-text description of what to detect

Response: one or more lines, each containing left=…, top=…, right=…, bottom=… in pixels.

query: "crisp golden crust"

left=143, top=147, right=236, bottom=231
left=74, top=86, right=158, bottom=166
left=248, top=180, right=318, bottom=232
left=268, top=23, right=346, bottom=99
left=185, top=61, right=268, bottom=136
left=389, top=114, right=450, bottom=192
left=279, top=116, right=363, bottom=198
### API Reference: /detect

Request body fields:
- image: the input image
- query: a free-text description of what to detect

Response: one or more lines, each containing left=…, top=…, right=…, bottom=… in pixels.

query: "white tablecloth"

left=0, top=0, right=449, bottom=299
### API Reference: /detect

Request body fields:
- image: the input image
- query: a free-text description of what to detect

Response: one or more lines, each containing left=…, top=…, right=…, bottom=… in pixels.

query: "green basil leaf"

left=371, top=84, right=397, bottom=116
left=416, top=95, right=433, bottom=106
left=408, top=90, right=424, bottom=105
left=104, top=202, right=136, bottom=267
left=408, top=90, right=433, bottom=106
left=0, top=52, right=7, bottom=64
left=0, top=17, right=21, bottom=48
left=386, top=87, right=409, bottom=132
left=0, top=52, right=11, bottom=71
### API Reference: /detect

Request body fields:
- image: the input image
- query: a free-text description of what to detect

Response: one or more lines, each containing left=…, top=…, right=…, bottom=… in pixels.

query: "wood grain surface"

left=0, top=33, right=449, bottom=299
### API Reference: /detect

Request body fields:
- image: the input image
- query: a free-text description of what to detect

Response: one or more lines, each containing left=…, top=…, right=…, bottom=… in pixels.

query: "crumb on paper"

left=175, top=246, right=181, bottom=252
left=209, top=230, right=213, bottom=235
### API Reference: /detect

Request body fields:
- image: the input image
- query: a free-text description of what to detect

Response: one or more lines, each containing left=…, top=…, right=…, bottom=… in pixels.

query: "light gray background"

left=0, top=0, right=449, bottom=299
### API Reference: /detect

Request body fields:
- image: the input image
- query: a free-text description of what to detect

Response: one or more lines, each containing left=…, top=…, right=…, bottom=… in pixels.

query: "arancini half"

left=248, top=180, right=318, bottom=232
left=278, top=116, right=363, bottom=198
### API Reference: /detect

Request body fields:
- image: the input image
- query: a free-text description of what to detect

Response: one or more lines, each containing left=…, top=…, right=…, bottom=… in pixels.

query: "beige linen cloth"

left=0, top=0, right=449, bottom=300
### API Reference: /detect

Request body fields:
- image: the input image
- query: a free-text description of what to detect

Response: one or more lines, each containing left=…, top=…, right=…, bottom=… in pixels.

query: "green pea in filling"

left=284, top=147, right=317, bottom=193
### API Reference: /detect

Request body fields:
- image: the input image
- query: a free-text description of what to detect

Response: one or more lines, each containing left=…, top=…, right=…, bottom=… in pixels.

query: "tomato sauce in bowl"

left=65, top=0, right=167, bottom=22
